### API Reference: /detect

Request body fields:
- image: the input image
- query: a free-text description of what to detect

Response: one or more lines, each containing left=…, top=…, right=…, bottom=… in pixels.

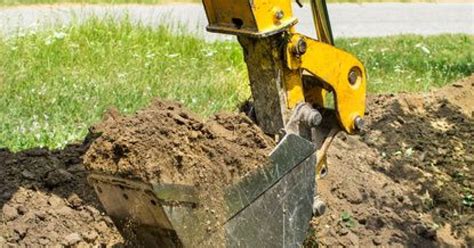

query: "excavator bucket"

left=87, top=0, right=366, bottom=246
left=88, top=134, right=317, bottom=247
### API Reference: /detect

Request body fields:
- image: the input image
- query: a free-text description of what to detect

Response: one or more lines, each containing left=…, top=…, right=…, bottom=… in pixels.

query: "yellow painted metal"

left=285, top=70, right=305, bottom=109
left=284, top=35, right=306, bottom=109
left=202, top=0, right=366, bottom=134
left=202, top=0, right=297, bottom=37
left=296, top=36, right=367, bottom=133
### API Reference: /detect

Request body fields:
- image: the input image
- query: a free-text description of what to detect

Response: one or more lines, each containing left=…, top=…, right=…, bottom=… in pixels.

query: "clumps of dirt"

left=82, top=100, right=275, bottom=247
left=1, top=76, right=472, bottom=247
left=83, top=100, right=274, bottom=186
left=0, top=143, right=123, bottom=247
left=365, top=79, right=473, bottom=217
left=310, top=75, right=473, bottom=247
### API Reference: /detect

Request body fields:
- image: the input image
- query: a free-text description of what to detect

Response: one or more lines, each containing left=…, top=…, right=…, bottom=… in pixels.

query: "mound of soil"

left=310, top=75, right=473, bottom=247
left=0, top=76, right=472, bottom=247
left=0, top=143, right=123, bottom=247
left=83, top=100, right=275, bottom=186
left=83, top=100, right=275, bottom=247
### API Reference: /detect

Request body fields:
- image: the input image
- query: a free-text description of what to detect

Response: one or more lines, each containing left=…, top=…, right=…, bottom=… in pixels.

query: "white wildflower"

left=117, top=73, right=127, bottom=79
left=415, top=43, right=430, bottom=54
left=205, top=51, right=216, bottom=57
left=44, top=36, right=53, bottom=46
left=166, top=53, right=180, bottom=58
left=53, top=31, right=66, bottom=40
left=146, top=51, right=156, bottom=59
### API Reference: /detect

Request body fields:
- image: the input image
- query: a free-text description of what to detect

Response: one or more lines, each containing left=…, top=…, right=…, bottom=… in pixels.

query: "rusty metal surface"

left=88, top=134, right=317, bottom=247
left=225, top=133, right=316, bottom=217
left=225, top=152, right=316, bottom=248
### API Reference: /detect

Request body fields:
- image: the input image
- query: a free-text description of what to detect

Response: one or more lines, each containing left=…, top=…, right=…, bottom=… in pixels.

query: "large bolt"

left=313, top=196, right=326, bottom=217
left=295, top=38, right=307, bottom=56
left=348, top=68, right=360, bottom=85
left=292, top=37, right=307, bottom=56
left=275, top=10, right=284, bottom=20
left=303, top=108, right=322, bottom=127
left=354, top=116, right=364, bottom=131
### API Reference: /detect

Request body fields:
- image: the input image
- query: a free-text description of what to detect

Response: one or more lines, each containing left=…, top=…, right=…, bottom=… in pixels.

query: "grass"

left=0, top=0, right=449, bottom=6
left=338, top=35, right=473, bottom=92
left=0, top=0, right=171, bottom=4
left=0, top=18, right=247, bottom=150
left=0, top=18, right=472, bottom=151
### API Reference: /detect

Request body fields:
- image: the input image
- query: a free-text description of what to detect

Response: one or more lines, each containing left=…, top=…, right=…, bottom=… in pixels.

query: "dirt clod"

left=63, top=232, right=82, bottom=246
left=44, top=169, right=74, bottom=188
left=84, top=100, right=274, bottom=186
left=372, top=236, right=382, bottom=246
left=2, top=205, right=19, bottom=221
left=67, top=193, right=83, bottom=209
left=21, top=170, right=36, bottom=180
left=83, top=230, right=99, bottom=243
left=414, top=223, right=437, bottom=240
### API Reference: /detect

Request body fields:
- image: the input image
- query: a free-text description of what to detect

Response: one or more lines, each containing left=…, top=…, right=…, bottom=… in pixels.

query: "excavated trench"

left=0, top=76, right=472, bottom=247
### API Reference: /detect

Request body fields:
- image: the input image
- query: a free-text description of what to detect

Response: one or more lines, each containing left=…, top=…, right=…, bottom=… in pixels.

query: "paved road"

left=0, top=3, right=472, bottom=40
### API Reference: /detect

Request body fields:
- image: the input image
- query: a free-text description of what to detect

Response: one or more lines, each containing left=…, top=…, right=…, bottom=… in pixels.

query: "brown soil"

left=84, top=100, right=275, bottom=247
left=309, top=75, right=473, bottom=247
left=0, top=142, right=124, bottom=247
left=83, top=100, right=274, bottom=186
left=1, top=76, right=472, bottom=247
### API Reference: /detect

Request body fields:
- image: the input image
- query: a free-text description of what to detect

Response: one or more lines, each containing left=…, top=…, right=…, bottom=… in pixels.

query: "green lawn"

left=0, top=0, right=445, bottom=6
left=0, top=18, right=472, bottom=151
left=0, top=0, right=169, bottom=4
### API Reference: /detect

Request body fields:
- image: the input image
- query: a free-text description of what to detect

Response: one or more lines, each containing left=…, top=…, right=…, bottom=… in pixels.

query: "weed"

left=462, top=194, right=473, bottom=207
left=453, top=171, right=465, bottom=182
left=303, top=226, right=319, bottom=248
left=341, top=211, right=356, bottom=228
left=462, top=188, right=473, bottom=208
left=421, top=191, right=434, bottom=210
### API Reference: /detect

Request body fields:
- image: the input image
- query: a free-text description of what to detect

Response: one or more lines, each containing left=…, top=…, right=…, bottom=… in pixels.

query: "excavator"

left=87, top=0, right=366, bottom=247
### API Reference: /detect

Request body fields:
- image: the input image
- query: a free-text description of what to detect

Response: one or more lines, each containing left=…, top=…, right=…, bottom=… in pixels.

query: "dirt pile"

left=0, top=143, right=123, bottom=247
left=310, top=75, right=473, bottom=247
left=83, top=100, right=275, bottom=247
left=0, top=76, right=472, bottom=247
left=0, top=101, right=275, bottom=247
left=84, top=100, right=275, bottom=185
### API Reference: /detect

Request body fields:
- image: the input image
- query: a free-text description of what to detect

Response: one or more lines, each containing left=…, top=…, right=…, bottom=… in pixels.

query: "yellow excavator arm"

left=203, top=0, right=366, bottom=133
left=87, top=1, right=368, bottom=247
left=202, top=0, right=367, bottom=173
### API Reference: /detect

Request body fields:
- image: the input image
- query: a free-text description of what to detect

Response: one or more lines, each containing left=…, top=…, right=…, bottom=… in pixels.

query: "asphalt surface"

left=0, top=3, right=473, bottom=40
